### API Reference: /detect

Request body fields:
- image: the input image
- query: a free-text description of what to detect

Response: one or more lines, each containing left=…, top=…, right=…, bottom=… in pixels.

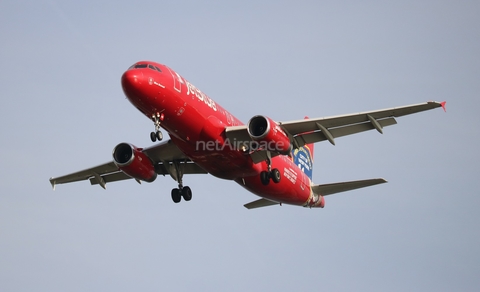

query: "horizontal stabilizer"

left=244, top=198, right=280, bottom=209
left=311, top=178, right=387, bottom=196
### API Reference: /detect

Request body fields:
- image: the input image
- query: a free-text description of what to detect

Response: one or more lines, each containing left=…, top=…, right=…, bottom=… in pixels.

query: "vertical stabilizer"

left=292, top=117, right=314, bottom=181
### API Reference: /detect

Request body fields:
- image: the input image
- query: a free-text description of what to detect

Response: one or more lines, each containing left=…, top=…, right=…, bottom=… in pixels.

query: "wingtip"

left=440, top=101, right=447, bottom=112
left=49, top=178, right=56, bottom=191
left=428, top=100, right=447, bottom=112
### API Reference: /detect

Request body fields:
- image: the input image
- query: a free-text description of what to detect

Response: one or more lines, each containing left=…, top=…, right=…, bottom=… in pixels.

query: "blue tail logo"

left=292, top=144, right=314, bottom=181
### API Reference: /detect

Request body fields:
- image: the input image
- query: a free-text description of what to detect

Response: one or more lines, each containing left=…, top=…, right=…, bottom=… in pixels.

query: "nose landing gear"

left=150, top=113, right=164, bottom=142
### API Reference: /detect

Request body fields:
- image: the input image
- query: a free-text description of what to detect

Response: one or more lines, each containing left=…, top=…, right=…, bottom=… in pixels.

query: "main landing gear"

left=169, top=160, right=192, bottom=203
left=150, top=113, right=163, bottom=142
left=171, top=185, right=192, bottom=203
left=260, top=152, right=281, bottom=186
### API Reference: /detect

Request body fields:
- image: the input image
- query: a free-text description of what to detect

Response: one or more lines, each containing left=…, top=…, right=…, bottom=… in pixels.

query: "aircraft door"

left=167, top=67, right=182, bottom=93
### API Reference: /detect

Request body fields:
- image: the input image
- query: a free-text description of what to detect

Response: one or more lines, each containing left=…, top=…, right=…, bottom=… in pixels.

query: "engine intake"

left=247, top=115, right=292, bottom=155
left=112, top=143, right=157, bottom=182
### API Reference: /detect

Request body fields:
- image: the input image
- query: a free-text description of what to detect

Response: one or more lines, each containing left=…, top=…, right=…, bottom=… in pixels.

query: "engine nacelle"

left=247, top=115, right=292, bottom=155
left=112, top=143, right=157, bottom=182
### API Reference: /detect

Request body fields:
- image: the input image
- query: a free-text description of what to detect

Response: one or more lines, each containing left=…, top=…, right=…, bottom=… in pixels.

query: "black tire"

left=171, top=188, right=181, bottom=203
left=182, top=186, right=192, bottom=201
left=271, top=168, right=281, bottom=183
left=156, top=131, right=163, bottom=141
left=260, top=171, right=270, bottom=185
left=150, top=132, right=157, bottom=142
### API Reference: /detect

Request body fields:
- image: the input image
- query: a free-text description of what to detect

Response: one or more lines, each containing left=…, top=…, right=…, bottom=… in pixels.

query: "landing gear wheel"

left=150, top=132, right=157, bottom=142
left=150, top=113, right=163, bottom=142
left=171, top=188, right=181, bottom=203
left=150, top=131, right=163, bottom=142
left=182, top=186, right=192, bottom=201
left=271, top=168, right=281, bottom=183
left=260, top=171, right=270, bottom=186
left=170, top=161, right=193, bottom=204
left=156, top=131, right=163, bottom=141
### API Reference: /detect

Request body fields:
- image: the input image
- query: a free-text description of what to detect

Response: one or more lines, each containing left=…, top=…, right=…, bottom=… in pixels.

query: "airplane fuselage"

left=121, top=61, right=323, bottom=207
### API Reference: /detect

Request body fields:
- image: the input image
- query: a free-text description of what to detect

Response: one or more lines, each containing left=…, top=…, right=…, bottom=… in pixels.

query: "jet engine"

left=247, top=115, right=292, bottom=155
left=112, top=143, right=157, bottom=182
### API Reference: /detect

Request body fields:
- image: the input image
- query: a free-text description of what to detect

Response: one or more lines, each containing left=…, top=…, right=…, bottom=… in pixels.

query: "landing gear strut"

left=260, top=151, right=281, bottom=185
left=169, top=160, right=193, bottom=203
left=150, top=113, right=163, bottom=142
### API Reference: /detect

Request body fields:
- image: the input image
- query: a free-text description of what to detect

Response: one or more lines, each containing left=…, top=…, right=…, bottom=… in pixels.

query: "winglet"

left=440, top=101, right=447, bottom=112
left=49, top=178, right=56, bottom=191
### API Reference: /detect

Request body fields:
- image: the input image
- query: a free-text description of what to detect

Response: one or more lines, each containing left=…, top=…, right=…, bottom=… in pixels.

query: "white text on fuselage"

left=185, top=80, right=217, bottom=111
left=283, top=167, right=297, bottom=184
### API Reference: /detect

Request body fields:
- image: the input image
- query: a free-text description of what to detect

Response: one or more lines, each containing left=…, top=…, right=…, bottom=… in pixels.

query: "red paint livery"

left=50, top=61, right=445, bottom=209
left=113, top=143, right=157, bottom=183
left=121, top=62, right=316, bottom=207
left=247, top=115, right=292, bottom=155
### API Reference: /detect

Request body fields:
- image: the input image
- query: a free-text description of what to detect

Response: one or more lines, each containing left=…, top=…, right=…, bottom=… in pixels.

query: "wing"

left=49, top=139, right=207, bottom=189
left=226, top=101, right=446, bottom=151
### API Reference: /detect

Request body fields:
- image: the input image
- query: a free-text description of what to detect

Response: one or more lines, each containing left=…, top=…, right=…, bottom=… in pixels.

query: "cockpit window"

left=128, top=63, right=162, bottom=72
left=148, top=64, right=162, bottom=72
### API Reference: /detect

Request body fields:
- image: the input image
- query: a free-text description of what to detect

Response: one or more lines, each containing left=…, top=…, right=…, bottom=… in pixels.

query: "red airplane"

left=49, top=61, right=446, bottom=209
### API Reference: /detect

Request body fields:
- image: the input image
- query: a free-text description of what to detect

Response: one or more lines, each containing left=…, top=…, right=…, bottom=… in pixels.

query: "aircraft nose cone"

left=121, top=70, right=144, bottom=99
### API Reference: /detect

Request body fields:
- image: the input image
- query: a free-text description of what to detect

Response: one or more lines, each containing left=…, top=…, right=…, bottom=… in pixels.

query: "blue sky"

left=1, top=0, right=479, bottom=291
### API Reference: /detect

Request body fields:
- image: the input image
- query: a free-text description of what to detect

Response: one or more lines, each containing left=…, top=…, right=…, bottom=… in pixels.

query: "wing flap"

left=311, top=178, right=387, bottom=196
